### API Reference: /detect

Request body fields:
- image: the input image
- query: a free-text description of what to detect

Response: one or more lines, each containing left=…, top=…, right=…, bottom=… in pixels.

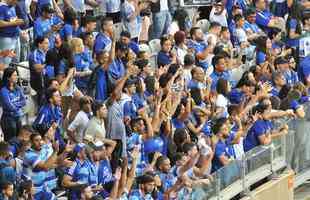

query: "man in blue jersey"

left=210, top=54, right=231, bottom=91
left=94, top=17, right=113, bottom=55
left=187, top=27, right=212, bottom=71
left=33, top=88, right=64, bottom=148
left=33, top=5, right=61, bottom=48
left=22, top=133, right=58, bottom=200
left=62, top=143, right=93, bottom=200
left=243, top=103, right=289, bottom=152
left=29, top=36, right=49, bottom=106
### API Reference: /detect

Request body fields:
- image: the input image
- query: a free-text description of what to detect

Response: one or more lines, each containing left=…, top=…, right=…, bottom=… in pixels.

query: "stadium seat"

left=139, top=43, right=152, bottom=54
left=148, top=39, right=161, bottom=55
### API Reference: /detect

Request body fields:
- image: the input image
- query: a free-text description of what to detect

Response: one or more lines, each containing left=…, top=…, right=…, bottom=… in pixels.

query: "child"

left=0, top=182, right=14, bottom=200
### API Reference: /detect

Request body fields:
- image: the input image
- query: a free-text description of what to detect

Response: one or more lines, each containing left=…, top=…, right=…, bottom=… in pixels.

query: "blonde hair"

left=70, top=37, right=84, bottom=54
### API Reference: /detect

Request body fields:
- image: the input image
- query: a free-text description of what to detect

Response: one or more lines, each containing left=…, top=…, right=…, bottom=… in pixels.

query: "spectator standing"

left=0, top=67, right=26, bottom=141
left=209, top=0, right=228, bottom=27
left=188, top=27, right=212, bottom=72
left=150, top=0, right=172, bottom=39
left=33, top=88, right=65, bottom=148
left=67, top=96, right=92, bottom=143
left=59, top=8, right=79, bottom=41
left=29, top=36, right=49, bottom=106
left=94, top=17, right=113, bottom=55
left=0, top=0, right=24, bottom=66
left=84, top=102, right=107, bottom=141
left=33, top=5, right=61, bottom=49
left=70, top=38, right=92, bottom=93
left=105, top=0, right=121, bottom=23
left=122, top=0, right=141, bottom=42
left=106, top=63, right=136, bottom=170
left=22, top=133, right=58, bottom=199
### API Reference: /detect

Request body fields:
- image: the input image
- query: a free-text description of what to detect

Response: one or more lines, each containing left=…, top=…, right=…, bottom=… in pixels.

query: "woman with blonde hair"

left=70, top=37, right=92, bottom=94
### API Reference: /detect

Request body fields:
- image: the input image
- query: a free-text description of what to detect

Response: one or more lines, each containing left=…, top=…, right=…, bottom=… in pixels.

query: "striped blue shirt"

left=22, top=147, right=48, bottom=194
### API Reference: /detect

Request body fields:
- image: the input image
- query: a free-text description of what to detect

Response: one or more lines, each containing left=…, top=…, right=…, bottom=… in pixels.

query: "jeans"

left=151, top=10, right=172, bottom=39
left=1, top=115, right=22, bottom=141
left=0, top=36, right=18, bottom=66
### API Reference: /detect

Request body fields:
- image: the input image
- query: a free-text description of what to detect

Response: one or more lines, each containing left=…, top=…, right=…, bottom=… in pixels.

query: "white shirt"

left=68, top=110, right=90, bottom=142
left=85, top=117, right=106, bottom=141
left=173, top=45, right=188, bottom=65
left=216, top=94, right=229, bottom=117
left=209, top=7, right=228, bottom=27
left=167, top=21, right=179, bottom=36
left=160, top=0, right=169, bottom=11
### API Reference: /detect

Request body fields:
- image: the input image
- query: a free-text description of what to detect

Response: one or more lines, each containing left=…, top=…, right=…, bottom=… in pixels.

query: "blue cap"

left=73, top=143, right=86, bottom=154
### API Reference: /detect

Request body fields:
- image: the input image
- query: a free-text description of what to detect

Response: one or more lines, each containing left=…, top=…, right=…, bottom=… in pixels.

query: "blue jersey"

left=0, top=2, right=20, bottom=37
left=123, top=100, right=138, bottom=119
left=0, top=86, right=26, bottom=118
left=243, top=119, right=273, bottom=152
left=132, top=93, right=147, bottom=110
left=95, top=67, right=108, bottom=102
left=283, top=70, right=299, bottom=86
left=256, top=50, right=266, bottom=65
left=94, top=32, right=112, bottom=55
left=273, top=0, right=288, bottom=18
left=33, top=17, right=57, bottom=48
left=158, top=171, right=177, bottom=192
left=74, top=53, right=91, bottom=90
left=29, top=48, right=46, bottom=91
left=299, top=56, right=310, bottom=82
left=41, top=143, right=57, bottom=191
left=157, top=51, right=172, bottom=67
left=187, top=39, right=209, bottom=70
left=59, top=24, right=79, bottom=41
left=243, top=21, right=261, bottom=34
left=172, top=118, right=186, bottom=129
left=0, top=159, right=16, bottom=185
left=127, top=132, right=147, bottom=176
left=256, top=10, right=272, bottom=33
left=286, top=19, right=300, bottom=48
left=22, top=147, right=48, bottom=194
left=187, top=79, right=205, bottom=90
left=229, top=88, right=245, bottom=105
left=66, top=159, right=92, bottom=200
left=34, top=17, right=52, bottom=39
left=33, top=104, right=64, bottom=148
left=98, top=159, right=113, bottom=185
left=210, top=70, right=231, bottom=91
left=108, top=58, right=126, bottom=84
left=211, top=139, right=233, bottom=173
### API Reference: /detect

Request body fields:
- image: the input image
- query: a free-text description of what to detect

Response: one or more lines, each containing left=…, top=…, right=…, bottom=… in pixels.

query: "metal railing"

left=191, top=103, right=310, bottom=200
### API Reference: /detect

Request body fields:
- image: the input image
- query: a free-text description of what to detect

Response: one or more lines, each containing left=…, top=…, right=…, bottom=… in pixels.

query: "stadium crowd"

left=0, top=0, right=309, bottom=199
